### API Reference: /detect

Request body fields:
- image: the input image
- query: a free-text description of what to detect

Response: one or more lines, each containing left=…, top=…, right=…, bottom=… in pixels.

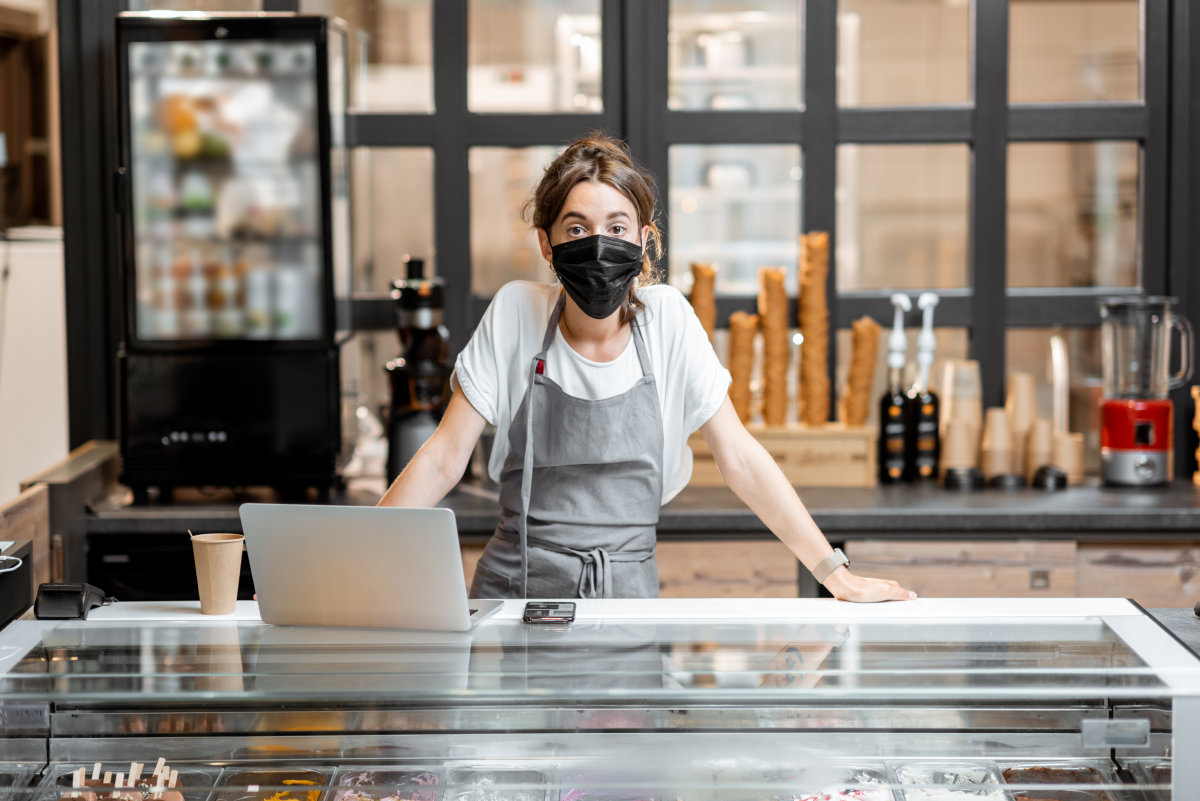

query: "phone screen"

left=523, top=601, right=576, bottom=624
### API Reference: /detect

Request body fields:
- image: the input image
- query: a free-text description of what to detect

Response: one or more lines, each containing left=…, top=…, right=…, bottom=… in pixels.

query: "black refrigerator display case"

left=113, top=13, right=352, bottom=500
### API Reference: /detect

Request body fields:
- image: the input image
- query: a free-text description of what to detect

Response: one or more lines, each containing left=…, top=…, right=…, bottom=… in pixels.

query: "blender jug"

left=1098, top=296, right=1193, bottom=486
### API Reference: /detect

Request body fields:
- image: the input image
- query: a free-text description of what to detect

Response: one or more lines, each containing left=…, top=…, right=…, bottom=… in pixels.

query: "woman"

left=380, top=133, right=915, bottom=603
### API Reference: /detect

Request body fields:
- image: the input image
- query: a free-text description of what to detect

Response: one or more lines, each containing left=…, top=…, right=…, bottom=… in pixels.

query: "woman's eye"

left=567, top=225, right=586, bottom=237
left=609, top=224, right=626, bottom=236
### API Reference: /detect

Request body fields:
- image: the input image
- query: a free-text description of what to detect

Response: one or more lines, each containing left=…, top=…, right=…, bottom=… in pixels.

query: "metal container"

left=328, top=768, right=440, bottom=801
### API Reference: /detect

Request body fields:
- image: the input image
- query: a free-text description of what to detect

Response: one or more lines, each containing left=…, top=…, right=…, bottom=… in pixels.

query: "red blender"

left=1099, top=296, right=1193, bottom=486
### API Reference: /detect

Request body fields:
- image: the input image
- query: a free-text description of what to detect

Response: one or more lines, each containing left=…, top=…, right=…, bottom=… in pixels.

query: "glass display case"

left=0, top=599, right=1197, bottom=800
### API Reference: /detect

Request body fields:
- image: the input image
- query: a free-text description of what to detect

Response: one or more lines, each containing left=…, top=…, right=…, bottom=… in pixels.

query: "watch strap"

left=811, top=548, right=850, bottom=583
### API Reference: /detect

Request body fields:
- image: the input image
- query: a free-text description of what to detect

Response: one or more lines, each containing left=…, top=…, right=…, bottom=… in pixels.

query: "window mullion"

left=970, top=0, right=1009, bottom=409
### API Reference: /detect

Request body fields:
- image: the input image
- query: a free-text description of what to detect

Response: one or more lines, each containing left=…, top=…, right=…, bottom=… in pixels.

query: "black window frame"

left=58, top=0, right=1200, bottom=477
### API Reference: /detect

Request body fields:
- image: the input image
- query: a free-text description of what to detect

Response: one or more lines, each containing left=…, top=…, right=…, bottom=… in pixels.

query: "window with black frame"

left=168, top=0, right=1167, bottom=477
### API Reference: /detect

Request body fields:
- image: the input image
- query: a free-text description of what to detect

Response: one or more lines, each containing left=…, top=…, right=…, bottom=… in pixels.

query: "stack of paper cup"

left=981, top=407, right=1013, bottom=479
left=941, top=418, right=978, bottom=472
left=1052, top=432, right=1085, bottom=486
left=1005, top=372, right=1036, bottom=478
left=1025, top=419, right=1054, bottom=482
left=941, top=360, right=982, bottom=474
left=941, top=360, right=983, bottom=435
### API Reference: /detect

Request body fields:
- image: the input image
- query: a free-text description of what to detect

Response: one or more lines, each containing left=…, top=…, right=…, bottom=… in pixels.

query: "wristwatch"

left=810, top=548, right=850, bottom=584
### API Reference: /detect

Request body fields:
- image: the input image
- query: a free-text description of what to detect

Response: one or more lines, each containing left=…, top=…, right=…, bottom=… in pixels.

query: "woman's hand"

left=822, top=568, right=917, bottom=603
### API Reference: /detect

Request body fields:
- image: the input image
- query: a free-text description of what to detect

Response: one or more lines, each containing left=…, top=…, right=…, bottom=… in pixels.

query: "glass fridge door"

left=125, top=30, right=327, bottom=343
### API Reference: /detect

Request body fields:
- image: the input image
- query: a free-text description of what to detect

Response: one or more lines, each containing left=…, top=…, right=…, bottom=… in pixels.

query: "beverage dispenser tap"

left=909, top=293, right=941, bottom=481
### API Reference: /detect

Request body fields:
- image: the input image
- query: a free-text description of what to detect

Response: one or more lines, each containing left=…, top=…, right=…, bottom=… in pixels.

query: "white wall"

left=0, top=228, right=68, bottom=503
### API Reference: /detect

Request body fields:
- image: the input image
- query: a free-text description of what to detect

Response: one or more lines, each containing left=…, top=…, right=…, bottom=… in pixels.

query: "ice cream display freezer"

left=0, top=598, right=1197, bottom=800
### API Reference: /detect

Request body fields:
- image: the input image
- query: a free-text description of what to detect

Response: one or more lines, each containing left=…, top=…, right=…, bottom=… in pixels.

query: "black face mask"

left=550, top=234, right=644, bottom=320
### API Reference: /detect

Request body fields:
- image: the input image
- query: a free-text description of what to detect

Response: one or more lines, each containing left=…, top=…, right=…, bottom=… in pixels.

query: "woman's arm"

left=378, top=390, right=489, bottom=508
left=699, top=398, right=915, bottom=602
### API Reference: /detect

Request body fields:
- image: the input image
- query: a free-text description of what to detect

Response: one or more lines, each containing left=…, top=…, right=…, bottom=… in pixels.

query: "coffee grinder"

left=385, top=258, right=452, bottom=482
left=1099, top=296, right=1193, bottom=486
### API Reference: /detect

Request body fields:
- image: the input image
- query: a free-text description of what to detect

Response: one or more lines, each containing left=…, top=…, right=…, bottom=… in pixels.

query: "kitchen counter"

left=25, top=442, right=1200, bottom=597
left=83, top=476, right=1200, bottom=540
left=1149, top=605, right=1200, bottom=658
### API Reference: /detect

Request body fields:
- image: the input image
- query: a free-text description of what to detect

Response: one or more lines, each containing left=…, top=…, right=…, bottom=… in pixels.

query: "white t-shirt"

left=452, top=281, right=731, bottom=504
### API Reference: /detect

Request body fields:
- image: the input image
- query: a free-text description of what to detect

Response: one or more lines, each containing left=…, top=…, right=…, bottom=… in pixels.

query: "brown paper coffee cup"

left=191, top=533, right=243, bottom=615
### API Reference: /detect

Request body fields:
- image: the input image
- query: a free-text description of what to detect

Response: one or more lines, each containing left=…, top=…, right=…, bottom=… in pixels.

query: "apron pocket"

left=468, top=535, right=520, bottom=599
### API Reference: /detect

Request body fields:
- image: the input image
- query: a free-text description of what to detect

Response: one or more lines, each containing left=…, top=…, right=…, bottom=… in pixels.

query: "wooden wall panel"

left=463, top=540, right=799, bottom=598
left=657, top=540, right=798, bottom=597
left=845, top=540, right=1077, bottom=598
left=1077, top=544, right=1200, bottom=608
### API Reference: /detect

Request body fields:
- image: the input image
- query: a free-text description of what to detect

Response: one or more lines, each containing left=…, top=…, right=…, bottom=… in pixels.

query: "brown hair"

left=524, top=132, right=662, bottom=325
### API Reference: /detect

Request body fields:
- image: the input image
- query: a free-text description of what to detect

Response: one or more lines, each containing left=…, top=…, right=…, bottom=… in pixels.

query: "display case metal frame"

left=1, top=598, right=1198, bottom=797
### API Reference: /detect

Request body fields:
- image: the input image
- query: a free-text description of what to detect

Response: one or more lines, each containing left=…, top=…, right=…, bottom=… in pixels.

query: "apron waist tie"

left=499, top=531, right=654, bottom=599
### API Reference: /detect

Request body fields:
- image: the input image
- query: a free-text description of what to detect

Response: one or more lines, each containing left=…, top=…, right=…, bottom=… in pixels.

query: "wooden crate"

left=687, top=423, right=876, bottom=488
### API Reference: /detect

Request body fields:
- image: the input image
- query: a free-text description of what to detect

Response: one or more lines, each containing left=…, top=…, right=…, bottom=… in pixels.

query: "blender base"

left=1101, top=448, right=1173, bottom=486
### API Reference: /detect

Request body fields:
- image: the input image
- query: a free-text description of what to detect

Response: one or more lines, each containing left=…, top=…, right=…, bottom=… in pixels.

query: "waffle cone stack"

left=689, top=262, right=717, bottom=344
left=1193, top=386, right=1200, bottom=485
left=840, top=316, right=880, bottom=427
left=758, top=266, right=790, bottom=426
left=798, top=232, right=830, bottom=426
left=728, top=310, right=759, bottom=423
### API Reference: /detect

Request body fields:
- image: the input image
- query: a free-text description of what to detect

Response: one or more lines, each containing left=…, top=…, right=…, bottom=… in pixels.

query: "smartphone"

left=523, top=601, right=576, bottom=624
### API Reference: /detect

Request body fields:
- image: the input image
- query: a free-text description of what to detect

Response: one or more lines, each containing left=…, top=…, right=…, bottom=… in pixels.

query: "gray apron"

left=469, top=293, right=664, bottom=599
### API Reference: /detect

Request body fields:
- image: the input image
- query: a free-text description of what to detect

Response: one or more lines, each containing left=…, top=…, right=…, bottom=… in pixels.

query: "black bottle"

left=907, top=385, right=940, bottom=481
left=878, top=366, right=912, bottom=484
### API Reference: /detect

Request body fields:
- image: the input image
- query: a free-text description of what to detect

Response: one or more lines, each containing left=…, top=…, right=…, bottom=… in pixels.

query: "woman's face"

left=537, top=180, right=648, bottom=260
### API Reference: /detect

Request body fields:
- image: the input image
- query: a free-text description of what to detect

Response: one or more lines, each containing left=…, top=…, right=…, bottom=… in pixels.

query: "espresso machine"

left=385, top=258, right=452, bottom=482
left=1099, top=296, right=1193, bottom=486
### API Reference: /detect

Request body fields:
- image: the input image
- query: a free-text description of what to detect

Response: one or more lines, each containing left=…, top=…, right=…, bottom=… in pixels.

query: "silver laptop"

left=239, top=503, right=503, bottom=631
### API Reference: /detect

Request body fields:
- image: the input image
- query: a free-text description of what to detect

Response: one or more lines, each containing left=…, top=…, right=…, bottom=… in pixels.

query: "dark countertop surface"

left=84, top=477, right=1200, bottom=539
left=1148, top=606, right=1200, bottom=658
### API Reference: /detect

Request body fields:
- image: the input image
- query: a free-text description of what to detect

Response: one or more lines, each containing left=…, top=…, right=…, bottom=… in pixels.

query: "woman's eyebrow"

left=559, top=210, right=630, bottom=223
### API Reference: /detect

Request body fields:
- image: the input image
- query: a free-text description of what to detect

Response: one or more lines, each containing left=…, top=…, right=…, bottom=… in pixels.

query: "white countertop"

left=80, top=596, right=1146, bottom=624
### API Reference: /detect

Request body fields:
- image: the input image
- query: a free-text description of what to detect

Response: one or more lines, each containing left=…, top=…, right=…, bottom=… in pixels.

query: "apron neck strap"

left=541, top=291, right=653, bottom=378
left=540, top=293, right=567, bottom=357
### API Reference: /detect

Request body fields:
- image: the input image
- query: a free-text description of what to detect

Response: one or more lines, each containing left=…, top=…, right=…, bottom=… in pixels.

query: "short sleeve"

left=451, top=291, right=506, bottom=427
left=670, top=291, right=732, bottom=435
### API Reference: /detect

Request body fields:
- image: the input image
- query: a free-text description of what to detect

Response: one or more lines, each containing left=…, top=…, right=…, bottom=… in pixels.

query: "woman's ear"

left=641, top=224, right=651, bottom=250
left=537, top=227, right=554, bottom=264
